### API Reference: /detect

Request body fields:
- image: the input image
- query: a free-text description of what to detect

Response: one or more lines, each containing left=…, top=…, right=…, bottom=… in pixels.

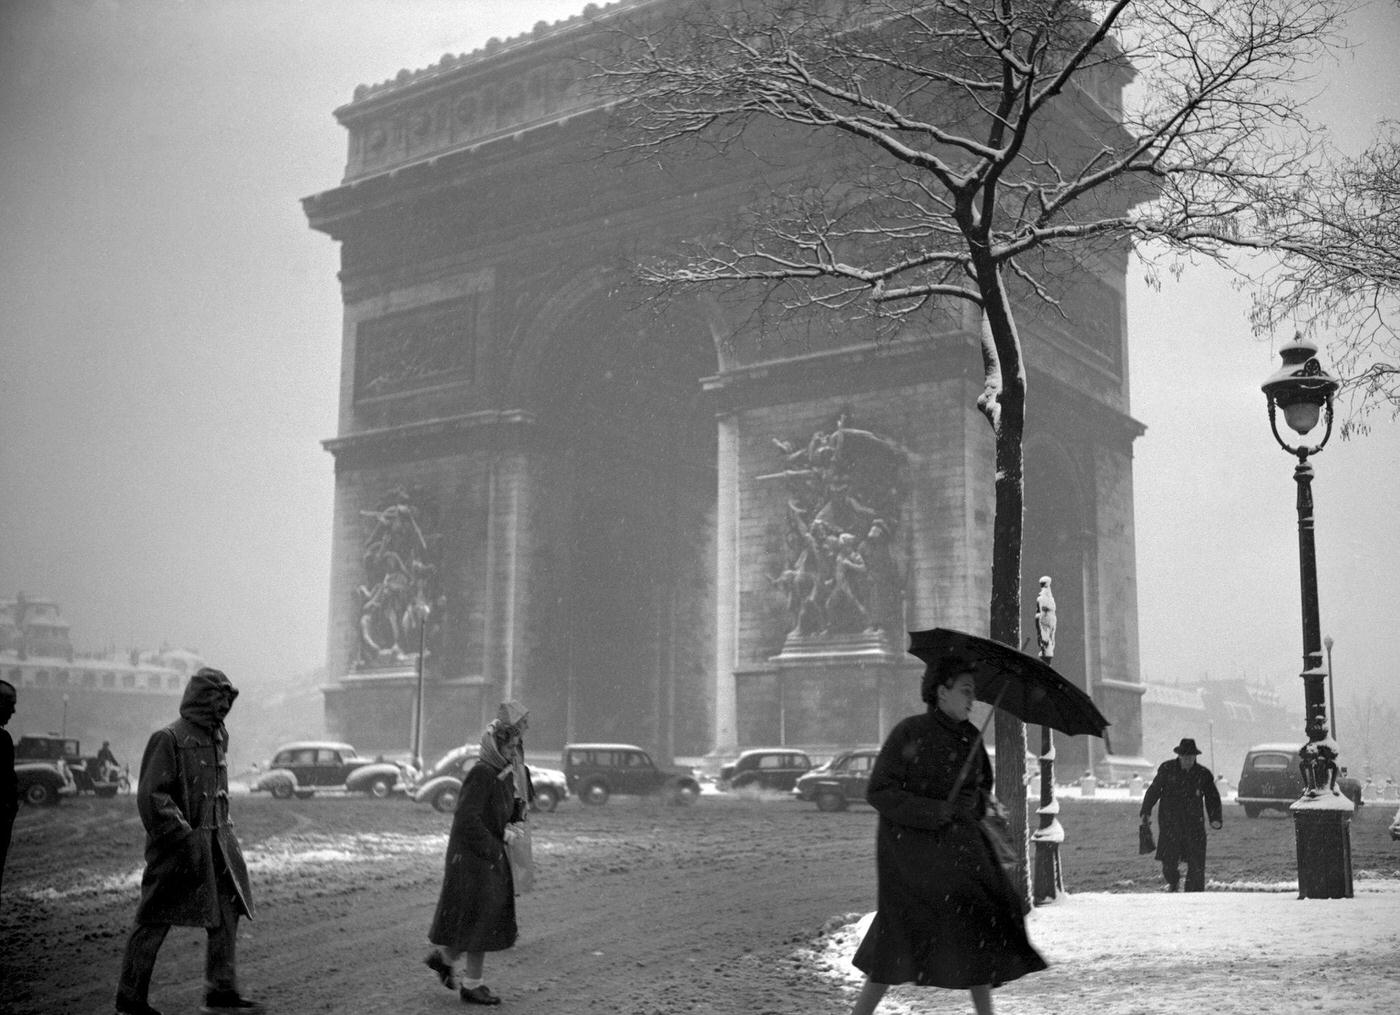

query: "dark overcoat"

left=1141, top=758, right=1222, bottom=866
left=134, top=672, right=253, bottom=926
left=428, top=760, right=518, bottom=954
left=852, top=708, right=1046, bottom=989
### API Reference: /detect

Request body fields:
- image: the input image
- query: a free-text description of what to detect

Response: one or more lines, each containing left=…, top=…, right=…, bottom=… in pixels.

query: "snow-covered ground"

left=807, top=883, right=1400, bottom=1014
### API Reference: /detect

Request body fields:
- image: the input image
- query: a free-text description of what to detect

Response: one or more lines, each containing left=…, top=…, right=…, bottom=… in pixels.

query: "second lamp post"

left=1260, top=336, right=1353, bottom=900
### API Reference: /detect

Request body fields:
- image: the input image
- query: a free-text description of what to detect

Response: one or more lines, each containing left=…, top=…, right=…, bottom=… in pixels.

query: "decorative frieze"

left=353, top=295, right=478, bottom=401
left=762, top=412, right=907, bottom=657
left=355, top=485, right=444, bottom=669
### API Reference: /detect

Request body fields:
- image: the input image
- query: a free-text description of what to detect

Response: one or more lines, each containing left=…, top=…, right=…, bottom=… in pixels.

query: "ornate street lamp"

left=1260, top=336, right=1353, bottom=900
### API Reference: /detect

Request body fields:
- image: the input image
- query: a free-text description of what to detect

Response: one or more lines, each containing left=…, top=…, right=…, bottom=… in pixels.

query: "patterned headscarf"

left=478, top=701, right=530, bottom=805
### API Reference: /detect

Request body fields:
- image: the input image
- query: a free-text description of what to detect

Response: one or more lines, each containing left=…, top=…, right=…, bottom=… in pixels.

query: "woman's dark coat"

left=1141, top=759, right=1223, bottom=865
left=134, top=669, right=253, bottom=927
left=428, top=760, right=519, bottom=954
left=852, top=708, right=1047, bottom=989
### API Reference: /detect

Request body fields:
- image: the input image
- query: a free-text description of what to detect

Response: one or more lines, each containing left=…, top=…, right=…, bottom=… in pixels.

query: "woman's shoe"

left=424, top=951, right=456, bottom=989
left=460, top=984, right=502, bottom=1006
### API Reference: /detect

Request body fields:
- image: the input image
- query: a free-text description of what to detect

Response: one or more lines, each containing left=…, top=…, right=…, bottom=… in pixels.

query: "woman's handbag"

left=1138, top=821, right=1156, bottom=855
left=504, top=821, right=535, bottom=894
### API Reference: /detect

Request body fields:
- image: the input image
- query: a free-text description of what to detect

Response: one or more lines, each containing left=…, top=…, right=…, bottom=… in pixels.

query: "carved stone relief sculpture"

left=762, top=412, right=906, bottom=645
left=355, top=486, right=443, bottom=668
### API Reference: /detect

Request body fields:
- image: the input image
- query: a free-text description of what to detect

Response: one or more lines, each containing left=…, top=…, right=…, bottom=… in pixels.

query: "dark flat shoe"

left=460, top=984, right=502, bottom=1006
left=424, top=951, right=455, bottom=989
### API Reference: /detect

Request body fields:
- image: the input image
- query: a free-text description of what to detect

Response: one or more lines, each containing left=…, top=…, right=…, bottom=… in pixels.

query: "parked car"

left=718, top=748, right=813, bottom=792
left=1237, top=742, right=1306, bottom=817
left=15, top=755, right=78, bottom=806
left=250, top=741, right=411, bottom=800
left=410, top=744, right=569, bottom=814
left=562, top=743, right=701, bottom=805
left=792, top=748, right=880, bottom=811
left=15, top=735, right=122, bottom=797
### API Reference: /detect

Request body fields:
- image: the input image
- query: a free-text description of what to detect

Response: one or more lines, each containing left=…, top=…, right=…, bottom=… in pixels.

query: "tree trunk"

left=979, top=264, right=1031, bottom=907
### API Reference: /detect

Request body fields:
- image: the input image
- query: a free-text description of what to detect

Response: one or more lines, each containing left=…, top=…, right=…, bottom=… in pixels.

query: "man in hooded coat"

left=114, top=667, right=262, bottom=1015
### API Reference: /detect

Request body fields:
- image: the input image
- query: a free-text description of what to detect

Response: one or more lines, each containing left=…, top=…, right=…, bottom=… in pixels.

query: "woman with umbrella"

left=848, top=640, right=1049, bottom=1015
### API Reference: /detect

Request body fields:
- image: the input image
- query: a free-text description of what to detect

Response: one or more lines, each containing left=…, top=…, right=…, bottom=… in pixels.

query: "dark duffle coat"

left=1141, top=758, right=1223, bottom=866
left=428, top=760, right=519, bottom=954
left=134, top=671, right=253, bottom=927
left=852, top=708, right=1047, bottom=989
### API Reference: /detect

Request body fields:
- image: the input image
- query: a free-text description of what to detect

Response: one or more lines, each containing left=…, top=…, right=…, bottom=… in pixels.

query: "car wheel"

left=1243, top=804, right=1260, bottom=818
left=816, top=791, right=847, bottom=812
left=270, top=780, right=294, bottom=800
left=732, top=774, right=757, bottom=792
left=671, top=781, right=700, bottom=806
left=580, top=780, right=610, bottom=805
left=432, top=785, right=460, bottom=813
left=95, top=786, right=119, bottom=798
left=23, top=781, right=56, bottom=806
left=532, top=786, right=559, bottom=813
left=369, top=777, right=393, bottom=799
left=294, top=789, right=315, bottom=799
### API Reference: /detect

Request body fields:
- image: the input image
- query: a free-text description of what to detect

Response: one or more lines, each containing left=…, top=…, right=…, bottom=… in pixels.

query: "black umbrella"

left=908, top=627, right=1111, bottom=741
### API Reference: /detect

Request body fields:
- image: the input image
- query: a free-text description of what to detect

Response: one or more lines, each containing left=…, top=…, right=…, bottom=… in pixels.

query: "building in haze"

left=303, top=1, right=1150, bottom=778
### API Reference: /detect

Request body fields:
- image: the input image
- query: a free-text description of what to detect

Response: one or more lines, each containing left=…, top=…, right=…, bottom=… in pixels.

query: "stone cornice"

left=331, top=0, right=668, bottom=185
left=322, top=409, right=537, bottom=462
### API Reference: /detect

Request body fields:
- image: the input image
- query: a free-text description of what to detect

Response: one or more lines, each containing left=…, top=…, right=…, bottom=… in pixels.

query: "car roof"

left=564, top=742, right=647, bottom=751
left=1245, top=743, right=1302, bottom=753
left=272, top=741, right=359, bottom=753
left=737, top=747, right=809, bottom=756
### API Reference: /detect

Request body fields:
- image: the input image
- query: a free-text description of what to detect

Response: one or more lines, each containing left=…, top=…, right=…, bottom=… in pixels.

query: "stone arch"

left=504, top=268, right=735, bottom=410
left=514, top=275, right=721, bottom=758
left=1021, top=433, right=1095, bottom=773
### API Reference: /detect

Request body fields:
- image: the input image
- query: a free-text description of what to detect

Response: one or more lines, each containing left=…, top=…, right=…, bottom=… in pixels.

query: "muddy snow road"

left=4, top=791, right=1397, bottom=1013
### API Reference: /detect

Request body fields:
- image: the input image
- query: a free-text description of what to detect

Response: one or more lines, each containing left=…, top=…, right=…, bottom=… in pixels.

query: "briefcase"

left=1138, top=822, right=1156, bottom=855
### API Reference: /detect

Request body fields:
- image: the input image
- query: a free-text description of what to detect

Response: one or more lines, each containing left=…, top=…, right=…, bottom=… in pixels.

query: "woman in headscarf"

left=848, top=657, right=1046, bottom=1015
left=424, top=702, right=531, bottom=1006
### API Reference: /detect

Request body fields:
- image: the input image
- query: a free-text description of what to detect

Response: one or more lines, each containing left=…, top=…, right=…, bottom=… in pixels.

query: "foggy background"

left=2, top=1, right=1397, bottom=764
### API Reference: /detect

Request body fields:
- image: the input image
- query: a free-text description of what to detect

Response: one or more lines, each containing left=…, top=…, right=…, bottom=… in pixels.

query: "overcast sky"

left=2, top=1, right=1397, bottom=737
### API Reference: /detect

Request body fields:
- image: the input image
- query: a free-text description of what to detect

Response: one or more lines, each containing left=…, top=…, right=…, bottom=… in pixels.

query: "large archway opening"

left=1022, top=440, right=1092, bottom=776
left=534, top=301, right=718, bottom=760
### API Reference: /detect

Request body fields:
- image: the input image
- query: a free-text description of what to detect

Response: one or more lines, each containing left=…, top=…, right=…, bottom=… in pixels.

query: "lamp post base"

left=1032, top=840, right=1062, bottom=905
left=1291, top=798, right=1354, bottom=900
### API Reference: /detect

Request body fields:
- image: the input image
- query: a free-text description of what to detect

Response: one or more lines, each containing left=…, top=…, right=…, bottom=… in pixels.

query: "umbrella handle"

left=946, top=682, right=1009, bottom=804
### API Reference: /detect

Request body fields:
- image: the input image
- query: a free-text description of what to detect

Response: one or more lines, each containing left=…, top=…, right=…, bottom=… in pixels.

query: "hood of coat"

left=179, top=666, right=239, bottom=730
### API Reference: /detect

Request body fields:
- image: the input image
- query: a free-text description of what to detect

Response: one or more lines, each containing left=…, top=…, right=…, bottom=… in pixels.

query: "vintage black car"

left=562, top=743, right=700, bottom=806
left=15, top=755, right=77, bottom=806
left=1236, top=742, right=1307, bottom=817
left=250, top=741, right=411, bottom=799
left=15, top=735, right=117, bottom=799
left=792, top=748, right=880, bottom=811
left=410, top=744, right=569, bottom=814
left=718, top=749, right=813, bottom=792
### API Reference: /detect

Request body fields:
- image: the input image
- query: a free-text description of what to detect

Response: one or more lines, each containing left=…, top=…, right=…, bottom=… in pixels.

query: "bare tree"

left=593, top=0, right=1347, bottom=898
left=1249, top=125, right=1400, bottom=436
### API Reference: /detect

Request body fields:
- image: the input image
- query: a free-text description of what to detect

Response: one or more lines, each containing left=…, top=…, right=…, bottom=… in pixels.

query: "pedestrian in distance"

left=1139, top=737, right=1223, bottom=893
left=847, top=657, right=1047, bottom=1015
left=424, top=701, right=532, bottom=1006
left=114, top=667, right=263, bottom=1015
left=97, top=739, right=121, bottom=780
left=1, top=679, right=18, bottom=902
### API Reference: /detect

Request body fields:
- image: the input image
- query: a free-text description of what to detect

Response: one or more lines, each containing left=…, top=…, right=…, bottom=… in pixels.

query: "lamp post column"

left=1262, top=337, right=1353, bottom=902
left=1289, top=454, right=1353, bottom=900
left=1030, top=576, right=1062, bottom=904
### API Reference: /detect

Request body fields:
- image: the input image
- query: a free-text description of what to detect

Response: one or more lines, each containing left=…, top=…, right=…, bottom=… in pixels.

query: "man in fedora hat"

left=1140, top=738, right=1223, bottom=892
